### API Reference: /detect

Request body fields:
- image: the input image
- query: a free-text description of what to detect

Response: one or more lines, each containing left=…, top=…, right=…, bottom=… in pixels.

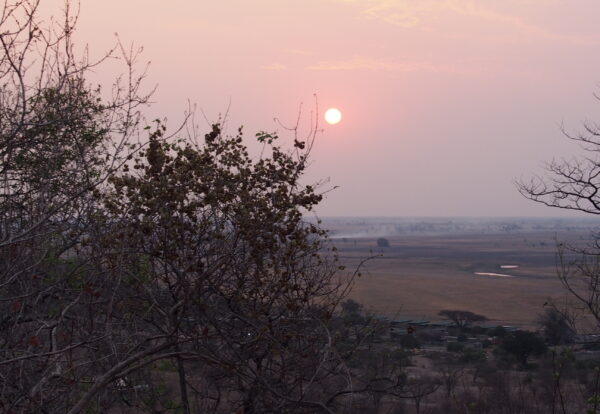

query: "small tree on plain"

left=341, top=298, right=363, bottom=315
left=438, top=310, right=488, bottom=329
left=377, top=237, right=390, bottom=248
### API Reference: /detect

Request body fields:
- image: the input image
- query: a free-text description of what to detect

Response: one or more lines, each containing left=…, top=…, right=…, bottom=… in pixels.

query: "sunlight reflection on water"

left=474, top=272, right=514, bottom=278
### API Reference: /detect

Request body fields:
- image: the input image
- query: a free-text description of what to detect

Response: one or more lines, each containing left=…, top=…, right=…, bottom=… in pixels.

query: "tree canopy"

left=0, top=2, right=416, bottom=413
left=501, top=330, right=547, bottom=367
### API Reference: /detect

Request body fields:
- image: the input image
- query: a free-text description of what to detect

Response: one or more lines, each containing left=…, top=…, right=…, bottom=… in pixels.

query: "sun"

left=325, top=108, right=342, bottom=125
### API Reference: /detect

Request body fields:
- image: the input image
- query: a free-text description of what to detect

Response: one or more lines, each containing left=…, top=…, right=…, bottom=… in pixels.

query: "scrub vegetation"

left=3, top=1, right=600, bottom=413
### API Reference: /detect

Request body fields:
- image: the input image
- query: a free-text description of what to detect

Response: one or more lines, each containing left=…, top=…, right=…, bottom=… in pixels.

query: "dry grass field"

left=326, top=218, right=598, bottom=328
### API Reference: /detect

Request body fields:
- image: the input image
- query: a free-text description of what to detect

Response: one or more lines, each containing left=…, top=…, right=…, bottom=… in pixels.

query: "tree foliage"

left=0, top=1, right=150, bottom=411
left=95, top=122, right=352, bottom=413
left=501, top=330, right=547, bottom=367
left=0, top=2, right=424, bottom=413
left=537, top=307, right=575, bottom=345
left=376, top=237, right=389, bottom=248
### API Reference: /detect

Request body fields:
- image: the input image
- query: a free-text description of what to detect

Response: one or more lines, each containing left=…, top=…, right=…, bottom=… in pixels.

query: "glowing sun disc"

left=325, top=108, right=342, bottom=125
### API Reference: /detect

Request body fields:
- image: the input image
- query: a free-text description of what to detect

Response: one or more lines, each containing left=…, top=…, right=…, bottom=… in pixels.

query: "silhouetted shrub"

left=502, top=330, right=547, bottom=366
left=447, top=342, right=464, bottom=353
left=400, top=334, right=420, bottom=349
left=488, top=325, right=508, bottom=337
left=377, top=237, right=390, bottom=248
left=537, top=308, right=575, bottom=345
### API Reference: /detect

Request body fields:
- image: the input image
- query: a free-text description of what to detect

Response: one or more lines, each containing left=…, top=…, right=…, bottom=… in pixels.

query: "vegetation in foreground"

left=3, top=1, right=600, bottom=413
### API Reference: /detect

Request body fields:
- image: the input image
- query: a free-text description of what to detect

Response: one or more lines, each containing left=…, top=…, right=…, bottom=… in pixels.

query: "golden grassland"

left=334, top=231, right=585, bottom=327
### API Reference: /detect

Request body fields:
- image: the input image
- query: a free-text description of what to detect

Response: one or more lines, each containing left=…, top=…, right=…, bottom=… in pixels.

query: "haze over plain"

left=42, top=0, right=600, bottom=217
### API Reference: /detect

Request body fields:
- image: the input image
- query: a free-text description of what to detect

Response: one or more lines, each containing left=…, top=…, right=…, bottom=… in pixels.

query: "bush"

left=537, top=308, right=575, bottom=345
left=575, top=359, right=600, bottom=370
left=377, top=237, right=390, bottom=248
left=447, top=342, right=465, bottom=353
left=461, top=348, right=486, bottom=364
left=488, top=326, right=508, bottom=338
left=400, top=334, right=420, bottom=349
left=341, top=299, right=363, bottom=315
left=470, top=326, right=487, bottom=335
left=584, top=342, right=600, bottom=351
left=502, top=330, right=547, bottom=366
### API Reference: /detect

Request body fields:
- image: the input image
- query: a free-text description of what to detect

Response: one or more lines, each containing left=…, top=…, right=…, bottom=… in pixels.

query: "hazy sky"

left=42, top=1, right=600, bottom=217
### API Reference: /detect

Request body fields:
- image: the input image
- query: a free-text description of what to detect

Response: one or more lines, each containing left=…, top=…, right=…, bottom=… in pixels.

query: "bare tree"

left=517, top=92, right=600, bottom=333
left=517, top=116, right=600, bottom=215
left=437, top=364, right=464, bottom=399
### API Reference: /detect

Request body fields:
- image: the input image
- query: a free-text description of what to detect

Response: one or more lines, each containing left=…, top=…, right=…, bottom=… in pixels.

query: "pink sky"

left=42, top=1, right=600, bottom=216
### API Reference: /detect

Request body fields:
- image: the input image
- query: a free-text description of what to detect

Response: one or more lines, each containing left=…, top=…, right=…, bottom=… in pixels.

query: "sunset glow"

left=325, top=108, right=342, bottom=125
left=67, top=0, right=600, bottom=216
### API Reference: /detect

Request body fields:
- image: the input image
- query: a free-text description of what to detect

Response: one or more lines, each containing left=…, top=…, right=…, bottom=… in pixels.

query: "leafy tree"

left=438, top=310, right=488, bottom=329
left=97, top=123, right=355, bottom=413
left=502, top=330, right=547, bottom=367
left=0, top=2, right=420, bottom=413
left=0, top=1, right=151, bottom=412
left=341, top=298, right=363, bottom=315
left=537, top=307, right=575, bottom=345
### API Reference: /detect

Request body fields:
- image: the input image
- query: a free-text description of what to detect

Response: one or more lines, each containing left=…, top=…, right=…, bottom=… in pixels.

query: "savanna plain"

left=326, top=217, right=596, bottom=327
